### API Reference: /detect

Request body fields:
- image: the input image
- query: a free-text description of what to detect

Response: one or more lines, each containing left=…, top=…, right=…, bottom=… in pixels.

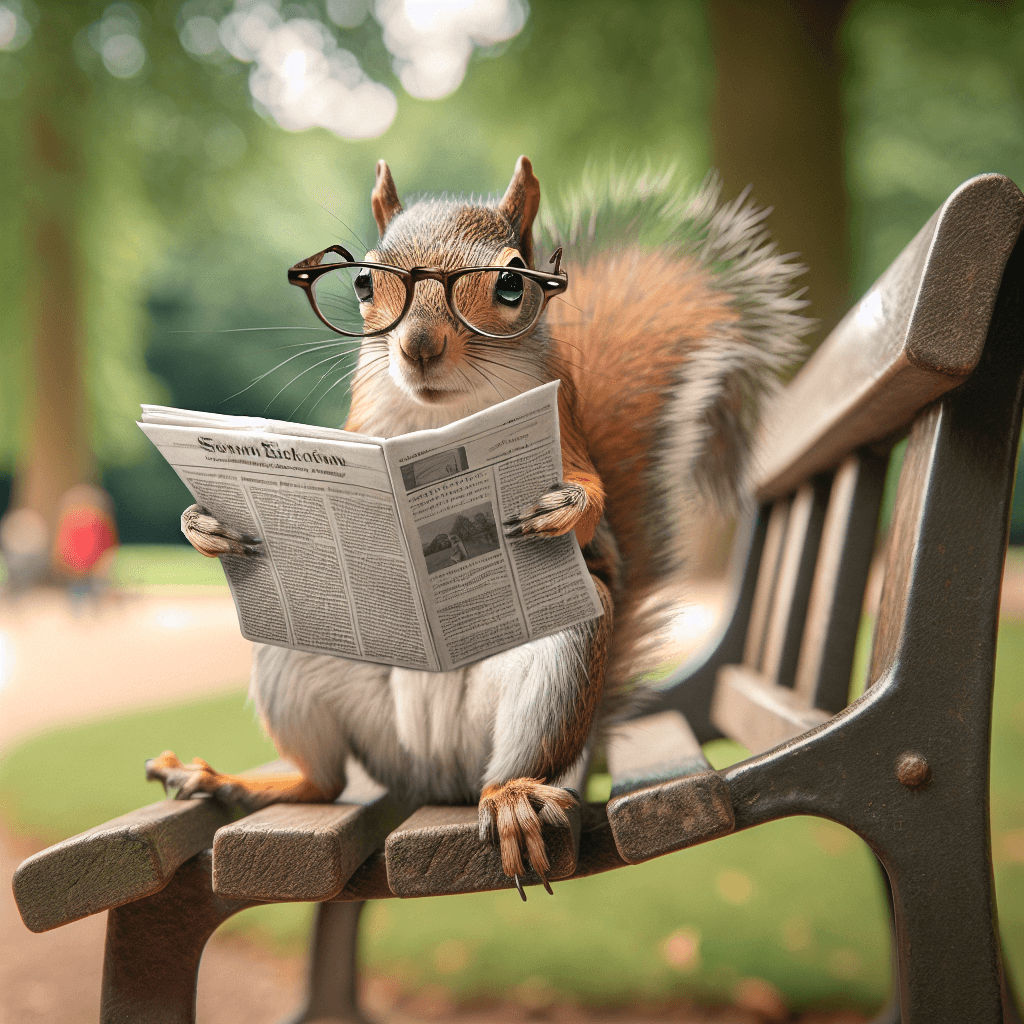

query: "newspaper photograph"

left=138, top=381, right=604, bottom=672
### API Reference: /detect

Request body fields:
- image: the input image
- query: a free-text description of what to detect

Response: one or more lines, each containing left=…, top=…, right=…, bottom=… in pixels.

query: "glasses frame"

left=287, top=244, right=568, bottom=340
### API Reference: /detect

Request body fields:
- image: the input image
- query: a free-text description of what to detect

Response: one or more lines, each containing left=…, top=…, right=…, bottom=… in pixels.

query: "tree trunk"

left=709, top=0, right=851, bottom=342
left=12, top=12, right=93, bottom=542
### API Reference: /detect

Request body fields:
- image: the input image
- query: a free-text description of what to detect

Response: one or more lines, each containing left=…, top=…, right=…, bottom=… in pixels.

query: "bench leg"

left=280, top=901, right=368, bottom=1024
left=876, top=819, right=1007, bottom=1024
left=101, top=850, right=257, bottom=1024
left=868, top=858, right=900, bottom=1024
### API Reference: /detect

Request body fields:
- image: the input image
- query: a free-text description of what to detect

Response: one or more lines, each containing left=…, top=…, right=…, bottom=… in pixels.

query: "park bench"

left=12, top=172, right=1024, bottom=1024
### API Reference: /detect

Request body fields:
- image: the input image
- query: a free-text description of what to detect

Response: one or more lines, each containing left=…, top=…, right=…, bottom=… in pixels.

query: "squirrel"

left=147, top=156, right=809, bottom=889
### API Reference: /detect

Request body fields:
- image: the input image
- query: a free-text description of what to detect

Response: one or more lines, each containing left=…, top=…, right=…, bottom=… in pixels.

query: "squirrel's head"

left=354, top=156, right=548, bottom=409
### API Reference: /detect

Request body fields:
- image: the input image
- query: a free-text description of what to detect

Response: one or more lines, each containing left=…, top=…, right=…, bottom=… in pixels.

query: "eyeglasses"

left=287, top=244, right=567, bottom=340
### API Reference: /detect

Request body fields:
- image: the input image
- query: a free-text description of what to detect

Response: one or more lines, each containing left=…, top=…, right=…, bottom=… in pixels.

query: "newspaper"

left=138, top=381, right=604, bottom=672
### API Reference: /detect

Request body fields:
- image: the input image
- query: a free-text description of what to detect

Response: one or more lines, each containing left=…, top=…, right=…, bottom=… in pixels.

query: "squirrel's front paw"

left=478, top=778, right=578, bottom=898
left=503, top=482, right=588, bottom=539
left=181, top=504, right=262, bottom=558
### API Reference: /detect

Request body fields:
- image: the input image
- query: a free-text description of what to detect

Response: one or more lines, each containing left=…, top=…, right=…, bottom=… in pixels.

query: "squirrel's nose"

left=399, top=327, right=447, bottom=366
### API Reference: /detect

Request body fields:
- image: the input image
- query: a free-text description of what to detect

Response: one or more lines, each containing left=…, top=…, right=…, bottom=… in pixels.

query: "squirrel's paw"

left=181, top=504, right=262, bottom=558
left=503, top=482, right=587, bottom=539
left=478, top=778, right=578, bottom=899
left=146, top=750, right=258, bottom=808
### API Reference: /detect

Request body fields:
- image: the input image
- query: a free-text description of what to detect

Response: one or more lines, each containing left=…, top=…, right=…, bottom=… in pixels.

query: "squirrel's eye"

left=353, top=269, right=373, bottom=303
left=495, top=263, right=524, bottom=307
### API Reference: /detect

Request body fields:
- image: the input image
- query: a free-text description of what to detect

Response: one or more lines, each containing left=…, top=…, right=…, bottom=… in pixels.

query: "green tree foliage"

left=2, top=1, right=1023, bottom=540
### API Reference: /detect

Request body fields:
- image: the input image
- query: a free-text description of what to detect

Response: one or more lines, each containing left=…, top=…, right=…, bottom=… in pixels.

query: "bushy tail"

left=538, top=165, right=811, bottom=703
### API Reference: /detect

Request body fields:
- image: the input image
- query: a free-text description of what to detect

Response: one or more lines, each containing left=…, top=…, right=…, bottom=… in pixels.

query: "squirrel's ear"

left=498, top=155, right=540, bottom=267
left=371, top=160, right=403, bottom=237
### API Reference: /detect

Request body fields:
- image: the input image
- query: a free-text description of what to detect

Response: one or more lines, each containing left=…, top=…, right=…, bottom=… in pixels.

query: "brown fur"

left=479, top=779, right=576, bottom=880
left=371, top=160, right=403, bottom=237
left=167, top=158, right=806, bottom=884
left=546, top=247, right=741, bottom=692
left=497, top=155, right=541, bottom=267
left=145, top=751, right=340, bottom=807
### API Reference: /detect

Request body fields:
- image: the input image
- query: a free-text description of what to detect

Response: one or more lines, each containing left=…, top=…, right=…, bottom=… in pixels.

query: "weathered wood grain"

left=760, top=477, right=830, bottom=687
left=754, top=174, right=1024, bottom=501
left=384, top=804, right=581, bottom=897
left=743, top=498, right=790, bottom=669
left=605, top=710, right=708, bottom=798
left=711, top=664, right=830, bottom=755
left=212, top=760, right=410, bottom=901
left=13, top=798, right=232, bottom=933
left=793, top=451, right=888, bottom=711
left=383, top=756, right=589, bottom=898
left=604, top=711, right=733, bottom=864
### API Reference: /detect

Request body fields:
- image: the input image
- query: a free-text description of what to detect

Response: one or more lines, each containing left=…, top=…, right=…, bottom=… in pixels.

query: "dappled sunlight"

left=179, top=0, right=528, bottom=140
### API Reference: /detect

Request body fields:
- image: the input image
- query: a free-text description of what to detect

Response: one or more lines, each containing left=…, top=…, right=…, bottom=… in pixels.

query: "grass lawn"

left=2, top=619, right=1023, bottom=1013
left=109, top=543, right=230, bottom=587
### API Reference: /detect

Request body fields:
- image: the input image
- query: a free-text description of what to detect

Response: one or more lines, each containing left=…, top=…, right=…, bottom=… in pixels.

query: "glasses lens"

left=311, top=262, right=407, bottom=336
left=451, top=269, right=544, bottom=338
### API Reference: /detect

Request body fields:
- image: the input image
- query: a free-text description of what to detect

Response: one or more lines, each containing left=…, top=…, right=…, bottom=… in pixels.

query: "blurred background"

left=1, top=1, right=1024, bottom=1022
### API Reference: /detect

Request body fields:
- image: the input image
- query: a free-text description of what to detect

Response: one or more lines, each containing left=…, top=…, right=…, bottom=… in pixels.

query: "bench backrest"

left=651, top=173, right=1024, bottom=753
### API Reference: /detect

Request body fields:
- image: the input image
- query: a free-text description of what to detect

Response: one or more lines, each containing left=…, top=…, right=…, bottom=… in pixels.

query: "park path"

left=1, top=560, right=1020, bottom=757
left=0, top=586, right=253, bottom=756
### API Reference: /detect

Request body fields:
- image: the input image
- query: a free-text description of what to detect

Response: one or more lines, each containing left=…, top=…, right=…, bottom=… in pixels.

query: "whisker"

left=286, top=353, right=354, bottom=420
left=552, top=296, right=589, bottom=317
left=462, top=360, right=505, bottom=404
left=263, top=350, right=364, bottom=413
left=168, top=326, right=329, bottom=335
left=466, top=357, right=519, bottom=394
left=315, top=202, right=374, bottom=254
left=470, top=354, right=550, bottom=389
left=221, top=341, right=360, bottom=405
left=309, top=355, right=388, bottom=416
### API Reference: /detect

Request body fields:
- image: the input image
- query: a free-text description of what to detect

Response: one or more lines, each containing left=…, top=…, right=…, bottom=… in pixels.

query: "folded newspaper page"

left=138, top=381, right=604, bottom=672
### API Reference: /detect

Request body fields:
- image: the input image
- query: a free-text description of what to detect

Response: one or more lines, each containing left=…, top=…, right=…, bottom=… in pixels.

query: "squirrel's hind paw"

left=503, top=482, right=587, bottom=539
left=478, top=778, right=577, bottom=898
left=146, top=750, right=262, bottom=808
left=181, top=504, right=262, bottom=558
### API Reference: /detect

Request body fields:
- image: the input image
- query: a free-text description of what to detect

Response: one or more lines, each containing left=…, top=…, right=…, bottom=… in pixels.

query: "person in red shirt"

left=53, top=484, right=118, bottom=600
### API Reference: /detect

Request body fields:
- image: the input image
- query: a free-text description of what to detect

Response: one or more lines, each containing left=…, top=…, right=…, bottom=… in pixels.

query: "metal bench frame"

left=13, top=174, right=1024, bottom=1024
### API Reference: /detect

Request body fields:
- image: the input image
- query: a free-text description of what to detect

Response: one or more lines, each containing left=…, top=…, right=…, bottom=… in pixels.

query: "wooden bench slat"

left=383, top=758, right=589, bottom=898
left=760, top=477, right=830, bottom=686
left=754, top=173, right=1024, bottom=502
left=711, top=664, right=831, bottom=755
left=793, top=451, right=888, bottom=712
left=328, top=804, right=632, bottom=903
left=12, top=798, right=232, bottom=933
left=605, top=710, right=708, bottom=798
left=384, top=804, right=581, bottom=897
left=212, top=760, right=410, bottom=901
left=743, top=498, right=790, bottom=669
left=605, top=711, right=734, bottom=864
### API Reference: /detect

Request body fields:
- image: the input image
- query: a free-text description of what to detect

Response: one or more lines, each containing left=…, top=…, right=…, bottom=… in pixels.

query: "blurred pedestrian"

left=53, top=484, right=119, bottom=608
left=0, top=507, right=49, bottom=594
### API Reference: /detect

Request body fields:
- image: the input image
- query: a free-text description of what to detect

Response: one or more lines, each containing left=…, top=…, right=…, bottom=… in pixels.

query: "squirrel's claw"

left=503, top=481, right=587, bottom=539
left=146, top=750, right=231, bottom=803
left=478, top=778, right=577, bottom=899
left=181, top=504, right=263, bottom=559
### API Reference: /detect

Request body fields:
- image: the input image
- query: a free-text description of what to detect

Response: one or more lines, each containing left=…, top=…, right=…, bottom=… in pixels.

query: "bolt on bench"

left=13, top=173, right=1024, bottom=1024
